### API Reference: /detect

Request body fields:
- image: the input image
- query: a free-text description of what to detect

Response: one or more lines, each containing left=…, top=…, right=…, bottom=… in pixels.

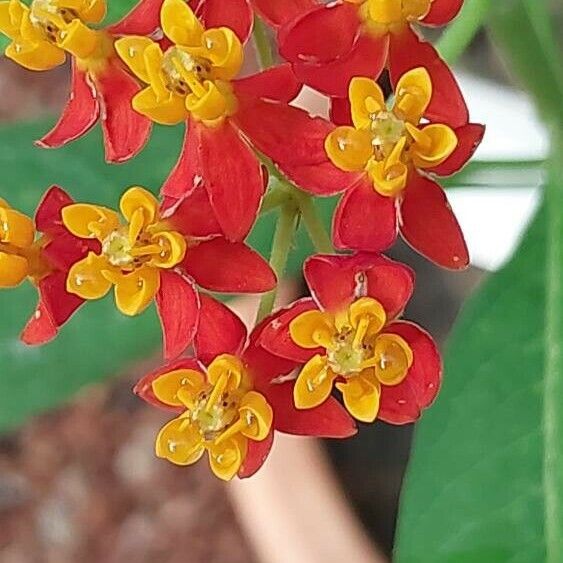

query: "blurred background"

left=0, top=2, right=559, bottom=561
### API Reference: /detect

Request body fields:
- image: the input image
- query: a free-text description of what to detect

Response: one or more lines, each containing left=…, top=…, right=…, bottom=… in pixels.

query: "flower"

left=259, top=253, right=442, bottom=424
left=134, top=304, right=357, bottom=480
left=254, top=68, right=484, bottom=270
left=62, top=186, right=276, bottom=359
left=251, top=0, right=316, bottom=28
left=0, top=186, right=93, bottom=345
left=115, top=0, right=303, bottom=241
left=276, top=0, right=468, bottom=127
left=0, top=0, right=156, bottom=162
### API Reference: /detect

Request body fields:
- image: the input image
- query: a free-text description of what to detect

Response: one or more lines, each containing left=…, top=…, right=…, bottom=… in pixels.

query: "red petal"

left=251, top=0, right=316, bottom=28
left=292, top=33, right=388, bottom=98
left=279, top=2, right=360, bottom=63
left=107, top=0, right=163, bottom=35
left=258, top=298, right=321, bottom=362
left=201, top=120, right=264, bottom=241
left=265, top=381, right=357, bottom=438
left=333, top=179, right=398, bottom=253
left=95, top=60, right=152, bottom=163
left=329, top=96, right=352, bottom=126
left=35, top=185, right=74, bottom=234
left=238, top=429, right=273, bottom=478
left=199, top=0, right=253, bottom=44
left=160, top=120, right=203, bottom=201
left=389, top=28, right=468, bottom=128
left=41, top=231, right=95, bottom=271
left=36, top=64, right=99, bottom=150
left=422, top=0, right=463, bottom=26
left=430, top=123, right=485, bottom=177
left=232, top=64, right=301, bottom=103
left=21, top=271, right=84, bottom=345
left=156, top=270, right=201, bottom=360
left=194, top=295, right=247, bottom=365
left=378, top=321, right=441, bottom=424
left=304, top=253, right=414, bottom=318
left=399, top=173, right=469, bottom=270
left=234, top=98, right=359, bottom=195
left=182, top=238, right=276, bottom=293
left=164, top=185, right=222, bottom=238
left=133, top=357, right=203, bottom=412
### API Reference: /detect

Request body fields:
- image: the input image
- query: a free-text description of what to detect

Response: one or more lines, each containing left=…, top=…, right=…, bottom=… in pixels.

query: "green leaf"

left=395, top=203, right=550, bottom=563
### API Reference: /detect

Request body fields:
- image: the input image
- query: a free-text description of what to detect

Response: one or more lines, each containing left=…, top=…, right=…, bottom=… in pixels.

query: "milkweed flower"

left=134, top=304, right=356, bottom=480
left=62, top=186, right=276, bottom=359
left=115, top=0, right=303, bottom=241
left=0, top=0, right=155, bottom=162
left=0, top=187, right=92, bottom=345
left=260, top=253, right=441, bottom=423
left=275, top=0, right=468, bottom=127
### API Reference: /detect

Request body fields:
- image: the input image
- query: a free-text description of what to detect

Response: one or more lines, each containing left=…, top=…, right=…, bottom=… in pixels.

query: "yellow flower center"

left=354, top=0, right=432, bottom=34
left=0, top=200, right=50, bottom=288
left=325, top=69, right=458, bottom=197
left=62, top=187, right=188, bottom=316
left=152, top=355, right=274, bottom=480
left=289, top=297, right=414, bottom=422
left=114, top=0, right=242, bottom=126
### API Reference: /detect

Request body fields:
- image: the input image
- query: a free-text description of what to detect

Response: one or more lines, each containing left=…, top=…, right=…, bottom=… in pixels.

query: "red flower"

left=259, top=253, right=442, bottom=424
left=115, top=0, right=303, bottom=242
left=61, top=186, right=276, bottom=360
left=246, top=69, right=484, bottom=269
left=251, top=0, right=317, bottom=28
left=0, top=0, right=160, bottom=162
left=277, top=0, right=468, bottom=127
left=0, top=186, right=93, bottom=345
left=134, top=304, right=356, bottom=480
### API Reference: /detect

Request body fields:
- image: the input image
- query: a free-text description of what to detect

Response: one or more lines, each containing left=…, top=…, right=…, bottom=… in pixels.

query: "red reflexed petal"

left=234, top=98, right=359, bottom=195
left=329, top=96, right=352, bottom=126
left=258, top=298, right=321, bottom=363
left=36, top=64, right=99, bottom=150
left=35, top=185, right=74, bottom=234
left=199, top=0, right=253, bottom=44
left=292, top=33, right=388, bottom=98
left=232, top=64, right=301, bottom=103
left=156, top=270, right=200, bottom=360
left=251, top=0, right=316, bottom=28
left=182, top=238, right=276, bottom=293
left=41, top=231, right=95, bottom=271
left=333, top=178, right=398, bottom=253
left=239, top=429, right=273, bottom=478
left=430, top=123, right=485, bottom=177
left=95, top=60, right=152, bottom=163
left=133, top=357, right=203, bottom=411
left=378, top=321, right=441, bottom=424
left=389, top=27, right=468, bottom=127
left=200, top=121, right=264, bottom=241
left=400, top=173, right=468, bottom=270
left=279, top=2, right=360, bottom=63
left=304, top=253, right=414, bottom=318
left=107, top=0, right=163, bottom=35
left=194, top=294, right=247, bottom=365
left=264, top=381, right=357, bottom=438
left=164, top=185, right=222, bottom=238
left=21, top=271, right=84, bottom=345
left=422, top=0, right=463, bottom=26
left=160, top=120, right=203, bottom=201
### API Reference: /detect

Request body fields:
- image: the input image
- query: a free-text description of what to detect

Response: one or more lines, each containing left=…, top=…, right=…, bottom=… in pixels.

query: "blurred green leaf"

left=395, top=203, right=549, bottom=563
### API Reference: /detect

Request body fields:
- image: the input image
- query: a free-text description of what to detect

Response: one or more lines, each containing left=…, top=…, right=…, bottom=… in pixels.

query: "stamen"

left=352, top=316, right=370, bottom=349
left=205, top=372, right=230, bottom=413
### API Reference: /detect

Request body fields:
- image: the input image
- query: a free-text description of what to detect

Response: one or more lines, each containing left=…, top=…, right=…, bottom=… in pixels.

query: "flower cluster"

left=0, top=0, right=483, bottom=480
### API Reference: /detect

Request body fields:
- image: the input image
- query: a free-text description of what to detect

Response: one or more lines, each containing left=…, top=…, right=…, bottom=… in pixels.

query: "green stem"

left=436, top=0, right=492, bottom=63
left=260, top=184, right=288, bottom=214
left=253, top=16, right=275, bottom=69
left=543, top=129, right=563, bottom=562
left=256, top=202, right=299, bottom=323
left=296, top=193, right=334, bottom=254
